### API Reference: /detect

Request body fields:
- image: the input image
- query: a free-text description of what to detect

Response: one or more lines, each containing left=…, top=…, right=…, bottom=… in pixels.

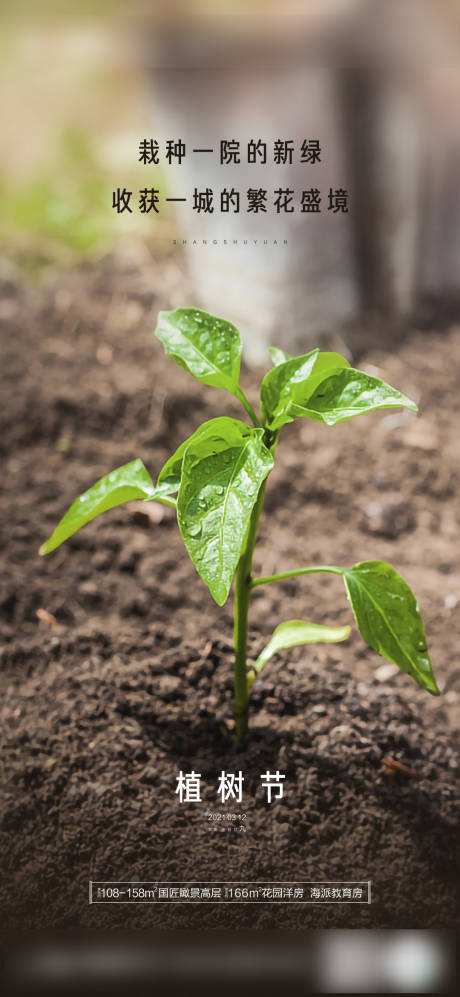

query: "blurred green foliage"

left=0, top=128, right=116, bottom=256
left=0, top=8, right=175, bottom=263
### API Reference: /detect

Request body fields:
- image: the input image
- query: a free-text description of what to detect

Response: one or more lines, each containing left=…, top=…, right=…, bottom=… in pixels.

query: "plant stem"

left=233, top=480, right=267, bottom=742
left=250, top=565, right=344, bottom=588
left=232, top=432, right=279, bottom=743
left=235, top=386, right=261, bottom=428
left=233, top=561, right=252, bottom=743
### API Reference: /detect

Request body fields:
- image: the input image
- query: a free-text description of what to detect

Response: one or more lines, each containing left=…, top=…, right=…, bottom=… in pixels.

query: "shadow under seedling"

left=40, top=308, right=439, bottom=742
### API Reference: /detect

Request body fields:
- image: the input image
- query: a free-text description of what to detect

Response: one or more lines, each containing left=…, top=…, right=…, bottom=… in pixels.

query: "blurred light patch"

left=315, top=929, right=455, bottom=992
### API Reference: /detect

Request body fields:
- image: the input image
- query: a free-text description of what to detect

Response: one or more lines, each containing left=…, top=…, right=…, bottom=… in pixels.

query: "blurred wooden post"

left=144, top=17, right=358, bottom=362
left=417, top=68, right=460, bottom=315
left=341, top=68, right=421, bottom=322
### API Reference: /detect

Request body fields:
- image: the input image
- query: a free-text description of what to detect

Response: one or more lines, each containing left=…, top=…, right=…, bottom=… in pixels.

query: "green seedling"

left=40, top=308, right=439, bottom=741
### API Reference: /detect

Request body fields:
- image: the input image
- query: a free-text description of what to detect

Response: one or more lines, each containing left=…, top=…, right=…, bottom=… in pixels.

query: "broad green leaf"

left=295, top=368, right=418, bottom=426
left=39, top=459, right=167, bottom=556
left=154, top=307, right=242, bottom=395
left=294, top=351, right=351, bottom=400
left=342, top=561, right=439, bottom=694
left=157, top=417, right=246, bottom=494
left=260, top=350, right=350, bottom=430
left=177, top=422, right=274, bottom=605
left=254, top=620, right=351, bottom=674
left=268, top=346, right=292, bottom=366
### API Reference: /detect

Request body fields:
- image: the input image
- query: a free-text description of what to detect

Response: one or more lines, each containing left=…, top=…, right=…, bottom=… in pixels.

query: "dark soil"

left=1, top=251, right=459, bottom=933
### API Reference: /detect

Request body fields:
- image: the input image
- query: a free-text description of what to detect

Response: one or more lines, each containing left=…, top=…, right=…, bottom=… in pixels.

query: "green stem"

left=235, top=386, right=261, bottom=428
left=250, top=565, right=343, bottom=589
left=232, top=430, right=279, bottom=743
left=233, top=480, right=267, bottom=742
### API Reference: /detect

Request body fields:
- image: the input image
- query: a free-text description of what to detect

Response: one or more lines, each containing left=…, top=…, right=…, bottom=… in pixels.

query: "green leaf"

left=260, top=350, right=350, bottom=430
left=342, top=561, right=439, bottom=695
left=154, top=307, right=242, bottom=395
left=39, top=459, right=166, bottom=556
left=261, top=349, right=318, bottom=428
left=268, top=346, right=292, bottom=366
left=177, top=421, right=274, bottom=605
left=157, top=417, right=246, bottom=494
left=295, top=368, right=418, bottom=426
left=254, top=620, right=351, bottom=674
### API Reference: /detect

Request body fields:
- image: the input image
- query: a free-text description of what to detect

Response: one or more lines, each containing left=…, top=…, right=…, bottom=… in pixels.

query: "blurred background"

left=3, top=929, right=456, bottom=994
left=1, top=0, right=459, bottom=359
